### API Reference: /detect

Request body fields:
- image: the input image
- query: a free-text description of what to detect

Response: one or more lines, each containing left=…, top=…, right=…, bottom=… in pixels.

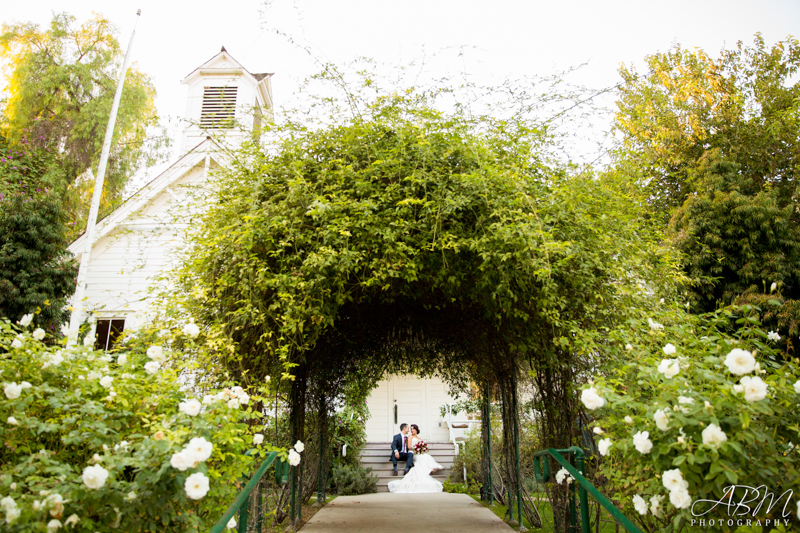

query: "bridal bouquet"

left=414, top=440, right=428, bottom=455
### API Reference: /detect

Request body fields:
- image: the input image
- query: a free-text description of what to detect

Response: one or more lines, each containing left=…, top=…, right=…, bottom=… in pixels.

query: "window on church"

left=95, top=319, right=125, bottom=351
left=200, top=86, right=238, bottom=129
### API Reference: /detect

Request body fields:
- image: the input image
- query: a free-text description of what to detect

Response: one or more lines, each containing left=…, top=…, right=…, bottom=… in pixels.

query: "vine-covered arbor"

left=171, top=92, right=673, bottom=528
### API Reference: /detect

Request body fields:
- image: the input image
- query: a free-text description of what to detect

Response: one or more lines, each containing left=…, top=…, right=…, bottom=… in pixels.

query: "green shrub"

left=329, top=464, right=377, bottom=495
left=0, top=316, right=294, bottom=532
left=586, top=305, right=800, bottom=531
left=443, top=480, right=480, bottom=495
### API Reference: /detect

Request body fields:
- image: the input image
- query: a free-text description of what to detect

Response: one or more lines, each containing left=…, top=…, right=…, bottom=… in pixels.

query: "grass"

left=469, top=494, right=627, bottom=532
left=249, top=494, right=337, bottom=532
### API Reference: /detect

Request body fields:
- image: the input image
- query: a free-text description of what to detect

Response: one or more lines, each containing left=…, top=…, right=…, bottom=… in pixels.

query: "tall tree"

left=615, top=35, right=800, bottom=340
left=0, top=11, right=167, bottom=225
left=614, top=34, right=800, bottom=216
left=0, top=136, right=78, bottom=330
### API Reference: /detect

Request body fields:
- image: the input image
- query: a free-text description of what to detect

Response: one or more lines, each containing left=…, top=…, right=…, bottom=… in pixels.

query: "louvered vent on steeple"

left=199, top=86, right=238, bottom=129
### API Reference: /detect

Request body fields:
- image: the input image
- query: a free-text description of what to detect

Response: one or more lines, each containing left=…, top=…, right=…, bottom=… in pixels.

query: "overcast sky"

left=2, top=0, right=799, bottom=167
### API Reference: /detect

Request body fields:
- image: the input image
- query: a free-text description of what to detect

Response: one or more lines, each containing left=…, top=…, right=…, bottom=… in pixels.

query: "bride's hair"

left=411, top=424, right=420, bottom=435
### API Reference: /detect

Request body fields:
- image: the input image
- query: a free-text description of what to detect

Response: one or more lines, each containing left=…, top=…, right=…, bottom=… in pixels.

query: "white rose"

left=47, top=518, right=62, bottom=532
left=238, top=392, right=250, bottom=405
left=43, top=352, right=64, bottom=368
left=767, top=331, right=781, bottom=342
left=227, top=398, right=240, bottom=409
left=555, top=467, right=572, bottom=484
left=661, top=469, right=688, bottom=492
left=20, top=313, right=34, bottom=327
left=633, top=494, right=648, bottom=515
left=677, top=396, right=693, bottom=405
left=170, top=451, right=193, bottom=471
left=4, top=382, right=22, bottom=399
left=227, top=517, right=237, bottom=529
left=7, top=416, right=18, bottom=425
left=740, top=376, right=768, bottom=402
left=1, top=496, right=17, bottom=511
left=669, top=488, right=692, bottom=509
left=794, top=380, right=800, bottom=394
left=33, top=328, right=45, bottom=341
left=60, top=323, right=70, bottom=336
left=632, top=431, right=653, bottom=454
left=186, top=436, right=213, bottom=463
left=593, top=426, right=604, bottom=435
left=654, top=409, right=669, bottom=431
left=648, top=318, right=664, bottom=331
left=100, top=376, right=113, bottom=388
left=5, top=506, right=21, bottom=523
left=288, top=449, right=301, bottom=466
left=184, top=472, right=210, bottom=500
left=253, top=434, right=264, bottom=445
left=146, top=346, right=165, bottom=363
left=179, top=399, right=202, bottom=416
left=624, top=416, right=633, bottom=424
left=580, top=387, right=605, bottom=410
left=650, top=495, right=664, bottom=518
left=662, top=343, right=676, bottom=355
left=82, top=464, right=109, bottom=489
left=11, top=339, right=22, bottom=349
left=701, top=423, right=727, bottom=447
left=83, top=334, right=95, bottom=347
left=114, top=441, right=129, bottom=452
left=294, top=440, right=305, bottom=453
left=657, top=359, right=680, bottom=379
left=117, top=353, right=127, bottom=366
left=724, top=349, right=755, bottom=375
left=64, top=514, right=79, bottom=527
left=202, top=394, right=216, bottom=405
left=144, top=361, right=160, bottom=375
left=625, top=343, right=633, bottom=351
left=770, top=282, right=777, bottom=292
left=598, top=438, right=612, bottom=456
left=183, top=320, right=200, bottom=339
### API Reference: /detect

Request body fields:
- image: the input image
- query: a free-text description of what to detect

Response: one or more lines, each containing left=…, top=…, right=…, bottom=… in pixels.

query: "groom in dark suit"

left=390, top=423, right=414, bottom=476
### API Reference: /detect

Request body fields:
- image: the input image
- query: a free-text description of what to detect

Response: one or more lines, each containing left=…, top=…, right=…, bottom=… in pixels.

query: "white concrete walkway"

left=301, top=493, right=515, bottom=532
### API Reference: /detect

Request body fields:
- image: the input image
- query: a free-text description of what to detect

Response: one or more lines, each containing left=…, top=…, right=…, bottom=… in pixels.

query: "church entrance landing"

left=300, top=493, right=514, bottom=532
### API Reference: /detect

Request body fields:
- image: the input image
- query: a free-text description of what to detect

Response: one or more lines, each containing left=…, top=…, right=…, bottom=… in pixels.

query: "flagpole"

left=68, top=10, right=142, bottom=345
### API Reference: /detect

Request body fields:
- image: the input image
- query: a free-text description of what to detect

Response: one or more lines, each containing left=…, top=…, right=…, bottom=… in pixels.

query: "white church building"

left=67, top=49, right=473, bottom=445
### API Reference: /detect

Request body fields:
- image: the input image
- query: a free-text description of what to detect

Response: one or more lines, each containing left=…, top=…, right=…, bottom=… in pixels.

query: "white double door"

left=364, top=374, right=455, bottom=442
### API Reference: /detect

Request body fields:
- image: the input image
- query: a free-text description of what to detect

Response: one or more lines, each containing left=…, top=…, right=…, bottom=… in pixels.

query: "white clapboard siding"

left=72, top=157, right=210, bottom=321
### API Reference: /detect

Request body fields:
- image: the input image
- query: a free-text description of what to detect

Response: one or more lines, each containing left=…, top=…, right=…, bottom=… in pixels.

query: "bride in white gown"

left=388, top=424, right=444, bottom=493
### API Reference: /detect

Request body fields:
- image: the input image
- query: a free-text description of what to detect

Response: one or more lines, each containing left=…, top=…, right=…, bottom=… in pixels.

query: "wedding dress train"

left=387, top=438, right=444, bottom=493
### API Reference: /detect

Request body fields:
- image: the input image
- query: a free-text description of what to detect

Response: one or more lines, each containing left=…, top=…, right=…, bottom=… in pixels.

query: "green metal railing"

left=210, top=451, right=290, bottom=533
left=533, top=447, right=642, bottom=533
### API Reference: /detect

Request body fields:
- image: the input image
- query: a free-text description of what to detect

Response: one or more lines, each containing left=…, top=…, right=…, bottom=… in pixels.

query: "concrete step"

left=360, top=449, right=454, bottom=458
left=361, top=442, right=455, bottom=493
left=364, top=442, right=454, bottom=449
left=361, top=459, right=453, bottom=468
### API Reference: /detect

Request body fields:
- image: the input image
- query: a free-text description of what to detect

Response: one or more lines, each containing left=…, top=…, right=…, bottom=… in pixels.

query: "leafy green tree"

left=615, top=34, right=800, bottom=215
left=615, top=36, right=800, bottom=340
left=0, top=11, right=167, bottom=222
left=0, top=137, right=77, bottom=332
left=668, top=153, right=800, bottom=319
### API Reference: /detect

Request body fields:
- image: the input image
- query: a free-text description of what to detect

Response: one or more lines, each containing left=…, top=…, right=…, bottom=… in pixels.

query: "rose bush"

left=583, top=303, right=800, bottom=532
left=0, top=316, right=293, bottom=532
